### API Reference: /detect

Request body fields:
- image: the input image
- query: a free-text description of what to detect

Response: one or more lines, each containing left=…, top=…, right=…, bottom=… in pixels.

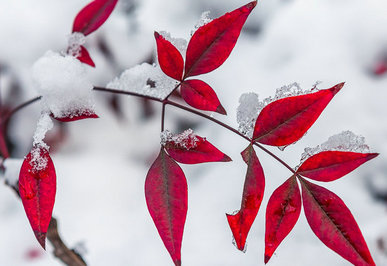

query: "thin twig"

left=1, top=96, right=42, bottom=125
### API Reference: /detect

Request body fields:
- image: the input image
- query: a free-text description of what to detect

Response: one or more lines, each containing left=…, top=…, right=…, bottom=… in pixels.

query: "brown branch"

left=4, top=181, right=87, bottom=266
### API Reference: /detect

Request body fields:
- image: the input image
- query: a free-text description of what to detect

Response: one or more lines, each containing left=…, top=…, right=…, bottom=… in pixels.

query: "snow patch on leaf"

left=32, top=51, right=95, bottom=119
left=2, top=158, right=23, bottom=186
left=107, top=63, right=177, bottom=100
left=67, top=32, right=86, bottom=58
left=160, top=129, right=199, bottom=150
left=237, top=92, right=261, bottom=138
left=300, top=130, right=371, bottom=165
left=159, top=31, right=187, bottom=56
left=191, top=11, right=213, bottom=36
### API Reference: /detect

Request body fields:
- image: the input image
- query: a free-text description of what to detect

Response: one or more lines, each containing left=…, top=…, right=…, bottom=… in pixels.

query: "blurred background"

left=0, top=0, right=387, bottom=265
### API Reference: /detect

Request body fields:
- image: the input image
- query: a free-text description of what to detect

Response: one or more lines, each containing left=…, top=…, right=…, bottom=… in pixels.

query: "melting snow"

left=107, top=63, right=178, bottom=100
left=32, top=51, right=95, bottom=119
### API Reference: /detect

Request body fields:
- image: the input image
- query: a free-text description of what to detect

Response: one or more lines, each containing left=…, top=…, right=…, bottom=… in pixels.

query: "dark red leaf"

left=0, top=130, right=9, bottom=158
left=164, top=134, right=231, bottom=164
left=264, top=176, right=301, bottom=264
left=19, top=148, right=56, bottom=249
left=300, top=178, right=375, bottom=265
left=180, top=79, right=226, bottom=114
left=72, top=0, right=118, bottom=36
left=184, top=1, right=257, bottom=78
left=154, top=32, right=184, bottom=81
left=297, top=151, right=378, bottom=182
left=373, top=59, right=387, bottom=76
left=76, top=46, right=95, bottom=67
left=226, top=144, right=265, bottom=251
left=52, top=110, right=99, bottom=122
left=253, top=83, right=344, bottom=146
left=145, top=149, right=187, bottom=266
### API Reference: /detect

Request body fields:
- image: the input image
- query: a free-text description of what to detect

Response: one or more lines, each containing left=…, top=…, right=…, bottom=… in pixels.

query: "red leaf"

left=264, top=176, right=301, bottom=264
left=76, top=46, right=95, bottom=67
left=154, top=32, right=184, bottom=81
left=52, top=110, right=99, bottom=122
left=184, top=1, right=257, bottom=78
left=180, top=79, right=226, bottom=114
left=300, top=178, right=375, bottom=265
left=253, top=83, right=344, bottom=146
left=373, top=59, right=387, bottom=76
left=164, top=134, right=231, bottom=164
left=226, top=144, right=265, bottom=251
left=19, top=148, right=56, bottom=249
left=297, top=151, right=378, bottom=182
left=145, top=149, right=187, bottom=266
left=72, top=0, right=118, bottom=36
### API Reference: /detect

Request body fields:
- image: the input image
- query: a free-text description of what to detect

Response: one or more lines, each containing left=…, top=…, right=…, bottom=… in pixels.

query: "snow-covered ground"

left=1, top=0, right=387, bottom=265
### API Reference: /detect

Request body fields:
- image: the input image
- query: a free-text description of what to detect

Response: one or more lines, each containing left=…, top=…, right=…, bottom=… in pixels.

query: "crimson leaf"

left=76, top=46, right=95, bottom=67
left=184, top=1, right=257, bottom=78
left=164, top=134, right=231, bottom=164
left=227, top=144, right=265, bottom=251
left=264, top=176, right=301, bottom=264
left=253, top=83, right=344, bottom=146
left=154, top=32, right=184, bottom=81
left=19, top=148, right=56, bottom=249
left=145, top=149, right=187, bottom=266
left=72, top=0, right=118, bottom=36
left=297, top=151, right=378, bottom=182
left=180, top=79, right=226, bottom=114
left=300, top=178, right=375, bottom=265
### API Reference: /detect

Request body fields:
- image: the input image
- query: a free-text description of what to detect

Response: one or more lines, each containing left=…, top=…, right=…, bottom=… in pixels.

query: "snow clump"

left=107, top=63, right=178, bottom=100
left=32, top=51, right=95, bottom=119
left=300, top=130, right=371, bottom=164
left=191, top=11, right=212, bottom=35
left=160, top=129, right=199, bottom=150
left=67, top=32, right=86, bottom=58
left=1, top=158, right=23, bottom=186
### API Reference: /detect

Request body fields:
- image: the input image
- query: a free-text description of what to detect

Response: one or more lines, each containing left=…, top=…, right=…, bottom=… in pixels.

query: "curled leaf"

left=72, top=0, right=118, bottom=36
left=154, top=32, right=184, bottom=81
left=145, top=149, right=187, bottom=266
left=253, top=83, right=344, bottom=146
left=184, top=1, right=257, bottom=78
left=180, top=79, right=226, bottom=114
left=300, top=178, right=375, bottom=265
left=19, top=148, right=56, bottom=249
left=297, top=151, right=378, bottom=182
left=227, top=144, right=265, bottom=251
left=265, top=176, right=301, bottom=264
left=76, top=46, right=95, bottom=67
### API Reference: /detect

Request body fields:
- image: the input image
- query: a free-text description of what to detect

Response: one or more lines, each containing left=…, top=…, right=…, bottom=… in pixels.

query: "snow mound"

left=67, top=32, right=86, bottom=57
left=160, top=129, right=199, bottom=150
left=191, top=11, right=212, bottom=35
left=32, top=51, right=95, bottom=119
left=107, top=63, right=178, bottom=100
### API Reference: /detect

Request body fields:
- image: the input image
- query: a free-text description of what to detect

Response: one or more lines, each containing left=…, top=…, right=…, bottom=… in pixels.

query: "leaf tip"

left=34, top=231, right=46, bottom=250
left=331, top=82, right=345, bottom=95
left=154, top=31, right=160, bottom=39
left=222, top=154, right=232, bottom=162
left=264, top=254, right=271, bottom=264
left=216, top=104, right=227, bottom=115
left=174, top=259, right=182, bottom=266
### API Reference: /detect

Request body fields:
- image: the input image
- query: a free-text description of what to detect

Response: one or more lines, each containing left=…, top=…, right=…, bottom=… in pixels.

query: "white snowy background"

left=1, top=0, right=387, bottom=265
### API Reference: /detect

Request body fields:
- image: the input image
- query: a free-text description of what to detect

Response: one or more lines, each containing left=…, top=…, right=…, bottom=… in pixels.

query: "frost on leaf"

left=162, top=129, right=231, bottom=164
left=300, top=130, right=370, bottom=164
left=32, top=51, right=96, bottom=121
left=107, top=63, right=177, bottom=100
left=296, top=131, right=378, bottom=182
